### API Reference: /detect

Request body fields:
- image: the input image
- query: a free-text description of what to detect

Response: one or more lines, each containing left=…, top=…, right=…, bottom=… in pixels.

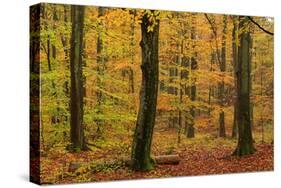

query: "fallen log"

left=125, top=154, right=180, bottom=166
left=154, top=154, right=180, bottom=165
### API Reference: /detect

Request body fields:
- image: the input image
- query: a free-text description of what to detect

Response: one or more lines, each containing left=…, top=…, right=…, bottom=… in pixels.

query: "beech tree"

left=233, top=16, right=255, bottom=156
left=186, top=14, right=197, bottom=138
left=95, top=7, right=105, bottom=135
left=131, top=10, right=160, bottom=171
left=69, top=5, right=86, bottom=151
left=232, top=16, right=238, bottom=138
left=218, top=15, right=227, bottom=137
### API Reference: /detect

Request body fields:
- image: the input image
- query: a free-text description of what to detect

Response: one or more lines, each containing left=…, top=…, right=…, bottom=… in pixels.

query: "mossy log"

left=125, top=154, right=180, bottom=166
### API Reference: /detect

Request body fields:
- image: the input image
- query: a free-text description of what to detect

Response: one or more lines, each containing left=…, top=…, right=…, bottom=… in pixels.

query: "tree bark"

left=61, top=5, right=70, bottom=101
left=232, top=16, right=238, bottom=138
left=233, top=16, right=255, bottom=156
left=131, top=11, right=160, bottom=171
left=128, top=10, right=136, bottom=94
left=186, top=14, right=197, bottom=138
left=177, top=40, right=184, bottom=145
left=95, top=7, right=105, bottom=135
left=69, top=5, right=86, bottom=151
left=218, top=15, right=227, bottom=137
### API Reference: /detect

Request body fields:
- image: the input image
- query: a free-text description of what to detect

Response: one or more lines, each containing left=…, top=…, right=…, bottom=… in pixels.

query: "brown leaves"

left=41, top=144, right=273, bottom=184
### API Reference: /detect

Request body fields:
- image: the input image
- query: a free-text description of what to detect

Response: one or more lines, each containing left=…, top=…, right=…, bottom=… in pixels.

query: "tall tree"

left=177, top=40, right=184, bottom=145
left=95, top=7, right=105, bottom=135
left=232, top=16, right=239, bottom=138
left=61, top=5, right=71, bottom=99
left=69, top=5, right=86, bottom=151
left=233, top=16, right=255, bottom=156
left=128, top=10, right=136, bottom=94
left=186, top=14, right=197, bottom=138
left=218, top=15, right=227, bottom=137
left=131, top=10, right=160, bottom=171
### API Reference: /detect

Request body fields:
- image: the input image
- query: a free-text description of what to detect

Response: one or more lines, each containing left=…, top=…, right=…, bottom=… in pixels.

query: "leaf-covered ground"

left=40, top=130, right=273, bottom=185
left=75, top=144, right=273, bottom=183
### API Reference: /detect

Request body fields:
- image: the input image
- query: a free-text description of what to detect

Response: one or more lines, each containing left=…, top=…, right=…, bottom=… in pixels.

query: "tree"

left=233, top=16, right=256, bottom=156
left=61, top=5, right=71, bottom=102
left=204, top=14, right=227, bottom=137
left=69, top=5, right=86, bottom=151
left=218, top=15, right=227, bottom=137
left=95, top=7, right=106, bottom=135
left=186, top=14, right=197, bottom=138
left=232, top=16, right=239, bottom=138
left=131, top=10, right=160, bottom=171
left=128, top=10, right=136, bottom=94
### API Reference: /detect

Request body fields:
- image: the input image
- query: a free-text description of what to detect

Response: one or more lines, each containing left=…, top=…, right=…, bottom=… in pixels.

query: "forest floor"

left=40, top=126, right=274, bottom=184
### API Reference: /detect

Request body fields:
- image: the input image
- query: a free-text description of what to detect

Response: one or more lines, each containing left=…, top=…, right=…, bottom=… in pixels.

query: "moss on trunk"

left=131, top=11, right=160, bottom=171
left=233, top=16, right=255, bottom=156
left=69, top=5, right=86, bottom=151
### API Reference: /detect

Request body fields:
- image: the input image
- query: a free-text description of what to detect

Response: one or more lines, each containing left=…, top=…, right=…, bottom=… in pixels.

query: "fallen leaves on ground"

left=41, top=144, right=273, bottom=184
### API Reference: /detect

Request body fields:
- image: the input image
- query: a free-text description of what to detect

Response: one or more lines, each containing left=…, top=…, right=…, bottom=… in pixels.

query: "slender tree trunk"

left=61, top=5, right=70, bottom=101
left=42, top=5, right=60, bottom=125
left=186, top=14, right=197, bottom=138
left=207, top=50, right=215, bottom=128
left=233, top=16, right=255, bottom=156
left=128, top=10, right=136, bottom=94
left=69, top=5, right=86, bottom=151
left=52, top=5, right=58, bottom=60
left=95, top=7, right=105, bottom=135
left=218, top=15, right=227, bottom=137
left=249, top=33, right=254, bottom=129
left=52, top=5, right=61, bottom=124
left=177, top=40, right=184, bottom=145
left=60, top=5, right=70, bottom=122
left=260, top=60, right=264, bottom=143
left=232, top=16, right=238, bottom=138
left=131, top=11, right=160, bottom=171
left=167, top=16, right=179, bottom=128
left=95, top=7, right=105, bottom=137
left=168, top=59, right=178, bottom=128
left=232, top=103, right=238, bottom=138
left=47, top=36, right=52, bottom=71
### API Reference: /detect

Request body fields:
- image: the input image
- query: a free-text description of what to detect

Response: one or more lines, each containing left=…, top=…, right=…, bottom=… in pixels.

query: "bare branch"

left=204, top=13, right=222, bottom=66
left=247, top=16, right=274, bottom=36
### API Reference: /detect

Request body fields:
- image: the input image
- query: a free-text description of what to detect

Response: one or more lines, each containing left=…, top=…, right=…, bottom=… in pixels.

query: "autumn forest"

left=30, top=3, right=274, bottom=184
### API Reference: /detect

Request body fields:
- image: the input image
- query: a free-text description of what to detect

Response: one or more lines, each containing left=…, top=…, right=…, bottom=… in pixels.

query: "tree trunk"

left=260, top=60, right=264, bottom=143
left=128, top=10, right=136, bottom=94
left=218, top=15, right=227, bottom=137
left=249, top=34, right=254, bottom=129
left=61, top=5, right=70, bottom=102
left=42, top=4, right=60, bottom=125
left=95, top=7, right=105, bottom=135
left=232, top=16, right=238, bottom=138
left=177, top=40, right=184, bottom=145
left=51, top=5, right=58, bottom=60
left=131, top=11, right=160, bottom=171
left=186, top=14, right=197, bottom=138
left=232, top=104, right=238, bottom=138
left=208, top=51, right=215, bottom=119
left=69, top=5, right=86, bottom=151
left=233, top=16, right=255, bottom=156
left=168, top=56, right=178, bottom=128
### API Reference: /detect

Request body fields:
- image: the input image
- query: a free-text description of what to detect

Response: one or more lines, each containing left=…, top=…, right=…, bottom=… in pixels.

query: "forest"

left=30, top=3, right=274, bottom=184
